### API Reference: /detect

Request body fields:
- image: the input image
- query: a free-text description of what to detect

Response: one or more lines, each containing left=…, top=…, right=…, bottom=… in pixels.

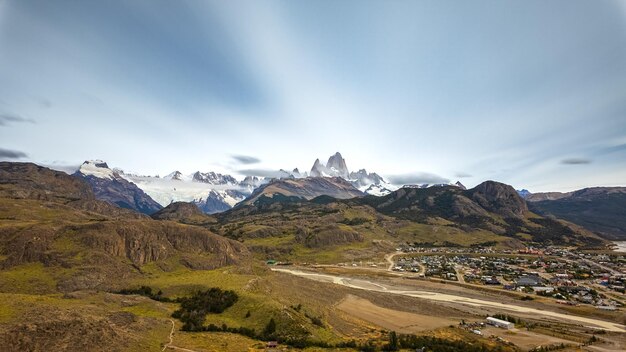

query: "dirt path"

left=271, top=267, right=626, bottom=333
left=454, top=266, right=465, bottom=283
left=385, top=252, right=401, bottom=271
left=162, top=319, right=199, bottom=352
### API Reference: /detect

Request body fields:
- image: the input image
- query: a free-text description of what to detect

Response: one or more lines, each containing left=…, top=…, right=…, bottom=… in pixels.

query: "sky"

left=0, top=0, right=625, bottom=192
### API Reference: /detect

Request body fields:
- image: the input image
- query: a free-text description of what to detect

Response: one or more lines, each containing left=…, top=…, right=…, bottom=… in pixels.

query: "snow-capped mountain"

left=240, top=175, right=269, bottom=191
left=123, top=171, right=250, bottom=214
left=73, top=160, right=162, bottom=214
left=403, top=181, right=467, bottom=190
left=191, top=171, right=238, bottom=185
left=307, top=152, right=395, bottom=195
left=73, top=153, right=465, bottom=214
left=194, top=189, right=248, bottom=214
left=310, top=152, right=349, bottom=178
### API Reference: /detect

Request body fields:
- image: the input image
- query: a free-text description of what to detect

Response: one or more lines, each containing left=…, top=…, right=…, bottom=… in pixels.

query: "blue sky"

left=0, top=0, right=625, bottom=192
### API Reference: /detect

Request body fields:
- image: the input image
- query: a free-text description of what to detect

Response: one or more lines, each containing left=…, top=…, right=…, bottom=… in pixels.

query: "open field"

left=336, top=295, right=455, bottom=333
left=272, top=267, right=626, bottom=333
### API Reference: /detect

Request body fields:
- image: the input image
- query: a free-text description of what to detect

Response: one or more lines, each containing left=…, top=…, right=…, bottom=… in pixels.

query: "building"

left=486, top=317, right=514, bottom=329
left=516, top=275, right=542, bottom=287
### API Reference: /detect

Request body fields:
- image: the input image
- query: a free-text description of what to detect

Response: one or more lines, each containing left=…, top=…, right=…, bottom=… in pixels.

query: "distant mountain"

left=191, top=171, right=238, bottom=185
left=310, top=152, right=349, bottom=178
left=306, top=152, right=396, bottom=195
left=194, top=189, right=248, bottom=214
left=527, top=187, right=626, bottom=240
left=516, top=189, right=532, bottom=198
left=240, top=177, right=364, bottom=206
left=73, top=160, right=162, bottom=215
left=123, top=169, right=256, bottom=214
left=359, top=181, right=604, bottom=246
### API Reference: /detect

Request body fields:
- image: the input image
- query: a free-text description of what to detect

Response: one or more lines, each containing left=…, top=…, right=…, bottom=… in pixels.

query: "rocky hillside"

left=528, top=187, right=626, bottom=240
left=73, top=160, right=162, bottom=215
left=151, top=201, right=217, bottom=225
left=0, top=162, right=249, bottom=293
left=353, top=181, right=605, bottom=246
left=0, top=162, right=94, bottom=202
left=240, top=177, right=364, bottom=206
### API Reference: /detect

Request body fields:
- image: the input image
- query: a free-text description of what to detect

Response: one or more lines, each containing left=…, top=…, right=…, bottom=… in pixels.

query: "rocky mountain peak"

left=326, top=152, right=349, bottom=178
left=469, top=180, right=528, bottom=218
left=166, top=171, right=184, bottom=181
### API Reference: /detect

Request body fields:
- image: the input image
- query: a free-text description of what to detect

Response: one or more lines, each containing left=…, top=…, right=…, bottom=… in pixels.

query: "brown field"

left=336, top=295, right=456, bottom=333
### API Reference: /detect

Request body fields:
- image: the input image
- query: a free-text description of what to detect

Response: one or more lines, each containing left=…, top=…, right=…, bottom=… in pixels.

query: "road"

left=385, top=252, right=401, bottom=271
left=271, top=267, right=626, bottom=333
left=385, top=252, right=425, bottom=275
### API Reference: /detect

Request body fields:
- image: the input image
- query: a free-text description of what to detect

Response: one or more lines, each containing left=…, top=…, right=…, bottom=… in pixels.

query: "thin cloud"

left=231, top=154, right=261, bottom=164
left=387, top=172, right=450, bottom=185
left=0, top=113, right=36, bottom=126
left=41, top=161, right=81, bottom=174
left=561, top=158, right=592, bottom=165
left=238, top=168, right=283, bottom=178
left=0, top=148, right=28, bottom=159
left=454, top=172, right=472, bottom=178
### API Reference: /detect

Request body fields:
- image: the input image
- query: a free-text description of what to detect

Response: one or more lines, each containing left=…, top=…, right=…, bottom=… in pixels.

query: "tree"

left=262, top=318, right=277, bottom=339
left=386, top=331, right=398, bottom=351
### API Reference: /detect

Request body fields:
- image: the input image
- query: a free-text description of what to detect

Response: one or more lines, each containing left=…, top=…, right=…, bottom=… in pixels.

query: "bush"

left=172, top=288, right=238, bottom=331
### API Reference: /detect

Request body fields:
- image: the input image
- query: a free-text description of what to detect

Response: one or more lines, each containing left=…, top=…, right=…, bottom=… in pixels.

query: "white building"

left=486, top=317, right=514, bottom=329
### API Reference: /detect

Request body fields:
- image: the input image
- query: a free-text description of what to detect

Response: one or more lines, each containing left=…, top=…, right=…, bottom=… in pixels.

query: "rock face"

left=310, top=152, right=349, bottom=178
left=528, top=187, right=626, bottom=240
left=326, top=152, right=349, bottom=178
left=73, top=161, right=162, bottom=215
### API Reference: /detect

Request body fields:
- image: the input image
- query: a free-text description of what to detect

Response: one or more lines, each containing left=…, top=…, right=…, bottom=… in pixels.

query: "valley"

left=0, top=161, right=624, bottom=351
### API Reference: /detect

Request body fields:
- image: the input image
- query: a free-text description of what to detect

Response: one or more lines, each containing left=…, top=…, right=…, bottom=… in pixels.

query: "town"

left=389, top=245, right=625, bottom=311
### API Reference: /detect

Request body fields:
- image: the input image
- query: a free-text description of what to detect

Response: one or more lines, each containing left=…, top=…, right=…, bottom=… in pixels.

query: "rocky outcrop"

left=468, top=181, right=528, bottom=218
left=151, top=201, right=206, bottom=221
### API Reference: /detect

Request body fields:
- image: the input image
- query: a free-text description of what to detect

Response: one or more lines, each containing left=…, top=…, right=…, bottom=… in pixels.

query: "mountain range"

left=68, top=157, right=626, bottom=241
left=71, top=153, right=412, bottom=214
left=522, top=187, right=626, bottom=240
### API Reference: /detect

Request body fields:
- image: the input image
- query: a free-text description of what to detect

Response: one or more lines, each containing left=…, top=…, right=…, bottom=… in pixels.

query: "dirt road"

left=272, top=267, right=626, bottom=333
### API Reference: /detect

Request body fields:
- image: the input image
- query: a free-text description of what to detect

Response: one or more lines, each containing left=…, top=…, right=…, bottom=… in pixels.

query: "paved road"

left=272, top=267, right=626, bottom=333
